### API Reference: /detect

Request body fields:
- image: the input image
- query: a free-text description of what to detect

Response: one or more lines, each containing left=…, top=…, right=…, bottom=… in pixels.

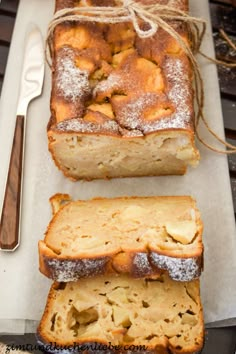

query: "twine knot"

left=46, top=1, right=236, bottom=154
left=122, top=0, right=158, bottom=38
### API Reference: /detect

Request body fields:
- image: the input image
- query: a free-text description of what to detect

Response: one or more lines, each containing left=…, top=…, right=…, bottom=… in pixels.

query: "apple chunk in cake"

left=48, top=0, right=200, bottom=180
left=39, top=195, right=203, bottom=282
left=37, top=274, right=204, bottom=354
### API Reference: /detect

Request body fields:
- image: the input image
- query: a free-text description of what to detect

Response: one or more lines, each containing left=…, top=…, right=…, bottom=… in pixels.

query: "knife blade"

left=0, top=24, right=45, bottom=251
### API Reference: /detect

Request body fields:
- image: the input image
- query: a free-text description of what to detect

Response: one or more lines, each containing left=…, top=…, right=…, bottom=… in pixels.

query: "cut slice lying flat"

left=39, top=194, right=203, bottom=282
left=37, top=274, right=204, bottom=354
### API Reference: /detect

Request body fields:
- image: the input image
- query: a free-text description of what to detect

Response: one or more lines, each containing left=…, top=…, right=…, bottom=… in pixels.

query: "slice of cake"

left=39, top=195, right=203, bottom=282
left=37, top=274, right=204, bottom=353
left=48, top=0, right=200, bottom=180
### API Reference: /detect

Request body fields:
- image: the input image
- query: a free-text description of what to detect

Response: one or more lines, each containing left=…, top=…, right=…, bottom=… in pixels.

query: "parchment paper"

left=0, top=0, right=236, bottom=335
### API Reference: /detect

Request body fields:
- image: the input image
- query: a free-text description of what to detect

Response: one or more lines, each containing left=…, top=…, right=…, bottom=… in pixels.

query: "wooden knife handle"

left=0, top=115, right=25, bottom=251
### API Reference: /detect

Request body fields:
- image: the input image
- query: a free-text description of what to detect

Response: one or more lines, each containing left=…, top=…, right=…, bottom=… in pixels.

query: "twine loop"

left=46, top=1, right=236, bottom=154
left=46, top=1, right=206, bottom=58
left=123, top=0, right=158, bottom=38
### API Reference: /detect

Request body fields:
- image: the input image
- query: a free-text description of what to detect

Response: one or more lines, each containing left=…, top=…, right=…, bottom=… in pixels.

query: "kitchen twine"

left=46, top=0, right=236, bottom=154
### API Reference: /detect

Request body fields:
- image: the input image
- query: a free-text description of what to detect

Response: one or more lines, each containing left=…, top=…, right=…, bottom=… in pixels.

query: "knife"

left=0, top=25, right=45, bottom=251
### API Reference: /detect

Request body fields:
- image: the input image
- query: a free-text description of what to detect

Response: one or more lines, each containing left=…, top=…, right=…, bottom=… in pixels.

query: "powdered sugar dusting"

left=56, top=47, right=91, bottom=102
left=142, top=57, right=192, bottom=133
left=118, top=93, right=158, bottom=130
left=47, top=258, right=109, bottom=282
left=92, top=57, right=192, bottom=134
left=166, top=57, right=192, bottom=124
left=54, top=52, right=193, bottom=136
left=93, top=73, right=121, bottom=98
left=150, top=253, right=201, bottom=282
left=132, top=253, right=154, bottom=276
left=55, top=118, right=119, bottom=134
left=44, top=251, right=202, bottom=282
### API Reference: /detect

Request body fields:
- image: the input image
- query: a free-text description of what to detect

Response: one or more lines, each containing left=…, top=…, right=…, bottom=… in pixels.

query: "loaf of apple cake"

left=37, top=274, right=204, bottom=354
left=39, top=194, right=203, bottom=282
left=48, top=0, right=200, bottom=180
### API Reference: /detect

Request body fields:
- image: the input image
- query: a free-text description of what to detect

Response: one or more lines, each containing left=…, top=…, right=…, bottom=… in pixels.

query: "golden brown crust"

left=47, top=0, right=200, bottom=179
left=39, top=242, right=203, bottom=282
left=37, top=333, right=204, bottom=354
left=49, top=193, right=72, bottom=214
left=38, top=194, right=203, bottom=282
left=37, top=275, right=204, bottom=354
left=49, top=0, right=194, bottom=136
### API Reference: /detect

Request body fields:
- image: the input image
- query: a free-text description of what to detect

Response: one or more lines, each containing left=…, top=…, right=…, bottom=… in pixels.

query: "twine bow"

left=122, top=0, right=158, bottom=38
left=46, top=0, right=236, bottom=154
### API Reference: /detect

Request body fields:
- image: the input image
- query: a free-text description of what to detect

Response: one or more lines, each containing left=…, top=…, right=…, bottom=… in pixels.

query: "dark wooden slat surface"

left=213, top=0, right=236, bottom=5
left=203, top=327, right=236, bottom=354
left=228, top=156, right=236, bottom=174
left=210, top=3, right=236, bottom=34
left=0, top=14, right=15, bottom=42
left=210, top=2, right=236, bottom=218
left=0, top=45, right=9, bottom=77
left=230, top=178, right=236, bottom=210
left=0, top=0, right=19, bottom=86
left=0, top=0, right=236, bottom=353
left=222, top=97, right=236, bottom=130
left=213, top=32, right=236, bottom=63
left=217, top=65, right=236, bottom=97
left=0, top=0, right=20, bottom=15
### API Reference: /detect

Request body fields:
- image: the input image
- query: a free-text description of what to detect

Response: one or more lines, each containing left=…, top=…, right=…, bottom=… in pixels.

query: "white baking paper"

left=0, top=0, right=236, bottom=334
